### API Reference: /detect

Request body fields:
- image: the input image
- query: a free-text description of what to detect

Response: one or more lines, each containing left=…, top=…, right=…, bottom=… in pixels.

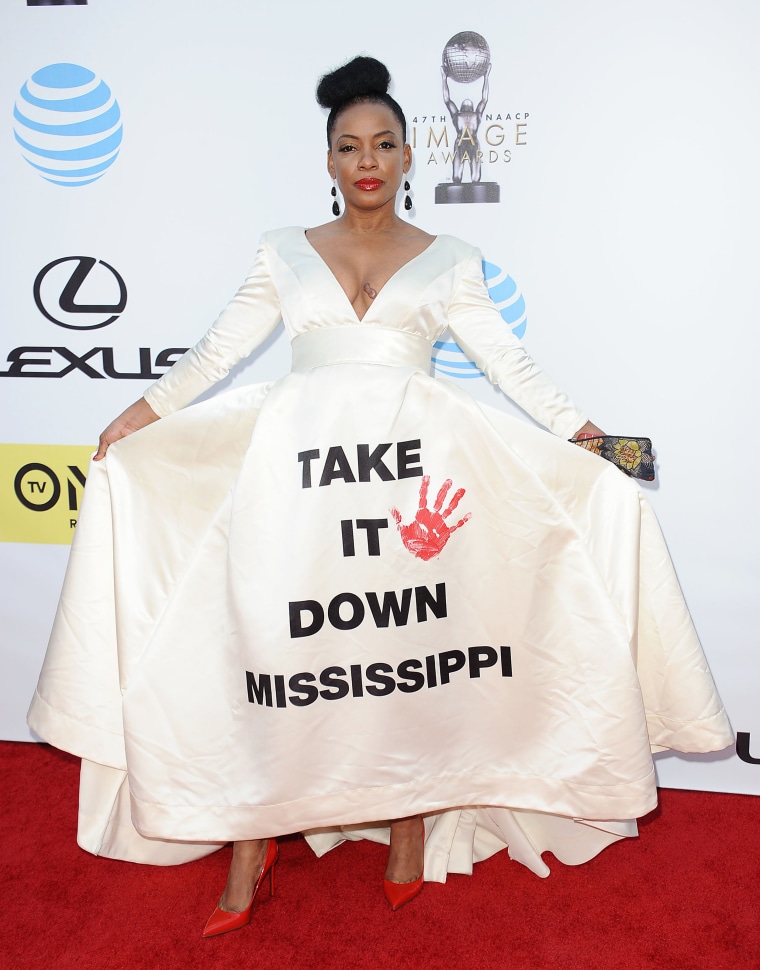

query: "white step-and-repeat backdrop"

left=1, top=0, right=757, bottom=795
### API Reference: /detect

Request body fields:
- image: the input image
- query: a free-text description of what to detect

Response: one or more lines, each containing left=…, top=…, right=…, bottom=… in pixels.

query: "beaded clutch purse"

left=569, top=435, right=656, bottom=481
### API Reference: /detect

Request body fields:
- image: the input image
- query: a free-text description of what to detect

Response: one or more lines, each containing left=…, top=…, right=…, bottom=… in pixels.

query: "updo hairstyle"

left=316, top=56, right=407, bottom=147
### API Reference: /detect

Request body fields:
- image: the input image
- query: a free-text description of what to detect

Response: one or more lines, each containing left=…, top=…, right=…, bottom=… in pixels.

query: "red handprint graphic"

left=390, top=475, right=471, bottom=561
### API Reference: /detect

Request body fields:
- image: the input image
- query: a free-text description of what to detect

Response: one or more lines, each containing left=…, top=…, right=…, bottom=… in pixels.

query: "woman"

left=28, top=57, right=733, bottom=936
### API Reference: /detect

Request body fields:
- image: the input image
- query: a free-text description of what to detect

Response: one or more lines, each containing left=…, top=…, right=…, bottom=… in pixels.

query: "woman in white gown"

left=28, top=56, right=733, bottom=935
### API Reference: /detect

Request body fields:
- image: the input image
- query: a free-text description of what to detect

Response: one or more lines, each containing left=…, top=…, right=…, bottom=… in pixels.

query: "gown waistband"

left=290, top=327, right=431, bottom=372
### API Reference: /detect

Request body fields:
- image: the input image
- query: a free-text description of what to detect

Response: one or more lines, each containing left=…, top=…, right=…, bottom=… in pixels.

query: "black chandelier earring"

left=404, top=179, right=412, bottom=211
left=331, top=181, right=340, bottom=217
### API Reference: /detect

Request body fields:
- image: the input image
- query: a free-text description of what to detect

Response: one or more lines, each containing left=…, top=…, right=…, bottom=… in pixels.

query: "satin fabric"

left=28, top=229, right=733, bottom=880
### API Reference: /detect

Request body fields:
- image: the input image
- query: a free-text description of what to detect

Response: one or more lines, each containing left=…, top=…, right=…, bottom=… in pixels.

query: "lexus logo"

left=33, top=256, right=127, bottom=330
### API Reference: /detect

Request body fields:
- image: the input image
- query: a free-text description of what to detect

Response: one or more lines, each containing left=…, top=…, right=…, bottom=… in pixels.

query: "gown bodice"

left=144, top=227, right=588, bottom=440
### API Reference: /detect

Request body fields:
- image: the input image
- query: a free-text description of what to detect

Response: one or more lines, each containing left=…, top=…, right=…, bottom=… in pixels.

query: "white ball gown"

left=28, top=228, right=733, bottom=881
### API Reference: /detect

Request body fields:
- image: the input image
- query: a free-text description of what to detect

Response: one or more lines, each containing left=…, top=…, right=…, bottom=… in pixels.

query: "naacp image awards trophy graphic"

left=436, top=31, right=500, bottom=204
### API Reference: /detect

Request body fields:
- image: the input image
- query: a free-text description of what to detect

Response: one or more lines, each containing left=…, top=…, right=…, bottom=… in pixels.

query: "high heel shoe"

left=202, top=838, right=278, bottom=938
left=384, top=870, right=424, bottom=911
left=383, top=823, right=424, bottom=911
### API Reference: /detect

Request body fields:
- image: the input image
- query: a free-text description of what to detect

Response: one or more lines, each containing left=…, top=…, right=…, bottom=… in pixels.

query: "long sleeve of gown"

left=144, top=239, right=282, bottom=417
left=447, top=249, right=588, bottom=440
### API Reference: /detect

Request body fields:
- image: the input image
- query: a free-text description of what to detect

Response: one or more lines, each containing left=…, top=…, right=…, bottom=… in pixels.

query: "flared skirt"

left=28, top=363, right=732, bottom=877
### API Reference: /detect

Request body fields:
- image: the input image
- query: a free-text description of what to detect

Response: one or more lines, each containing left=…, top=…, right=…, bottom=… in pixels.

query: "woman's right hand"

left=94, top=397, right=161, bottom=461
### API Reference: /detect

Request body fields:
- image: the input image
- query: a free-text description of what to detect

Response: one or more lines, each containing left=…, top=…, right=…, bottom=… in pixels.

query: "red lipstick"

left=355, top=178, right=383, bottom=190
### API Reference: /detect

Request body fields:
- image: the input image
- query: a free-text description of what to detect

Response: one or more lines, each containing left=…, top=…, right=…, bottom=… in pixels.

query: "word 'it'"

left=341, top=518, right=388, bottom=556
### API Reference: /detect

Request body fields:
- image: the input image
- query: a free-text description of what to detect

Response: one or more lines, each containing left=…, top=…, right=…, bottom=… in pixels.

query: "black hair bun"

left=316, top=56, right=391, bottom=110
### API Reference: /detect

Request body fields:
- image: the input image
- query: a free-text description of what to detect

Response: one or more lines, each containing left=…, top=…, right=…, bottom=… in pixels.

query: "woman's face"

left=327, top=102, right=411, bottom=214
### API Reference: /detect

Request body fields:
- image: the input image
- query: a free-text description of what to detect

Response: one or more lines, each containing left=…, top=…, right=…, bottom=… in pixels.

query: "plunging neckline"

left=302, top=229, right=440, bottom=323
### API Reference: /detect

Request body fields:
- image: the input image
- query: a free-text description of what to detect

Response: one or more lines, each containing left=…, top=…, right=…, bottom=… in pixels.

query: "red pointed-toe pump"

left=383, top=869, right=424, bottom=911
left=202, top=838, right=278, bottom=938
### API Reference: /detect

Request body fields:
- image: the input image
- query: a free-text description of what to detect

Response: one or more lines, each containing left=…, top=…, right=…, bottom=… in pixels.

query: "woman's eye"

left=338, top=144, right=356, bottom=152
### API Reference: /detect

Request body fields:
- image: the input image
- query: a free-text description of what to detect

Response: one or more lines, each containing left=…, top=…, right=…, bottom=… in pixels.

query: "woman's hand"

left=94, top=397, right=161, bottom=461
left=573, top=420, right=605, bottom=439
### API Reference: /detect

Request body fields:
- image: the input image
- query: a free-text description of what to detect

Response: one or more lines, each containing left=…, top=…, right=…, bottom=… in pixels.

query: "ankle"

left=385, top=817, right=424, bottom=884
left=219, top=839, right=272, bottom=912
left=389, top=816, right=424, bottom=840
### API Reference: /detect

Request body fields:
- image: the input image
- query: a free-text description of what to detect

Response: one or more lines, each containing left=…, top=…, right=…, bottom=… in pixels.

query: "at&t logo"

left=433, top=260, right=527, bottom=380
left=13, top=63, right=122, bottom=186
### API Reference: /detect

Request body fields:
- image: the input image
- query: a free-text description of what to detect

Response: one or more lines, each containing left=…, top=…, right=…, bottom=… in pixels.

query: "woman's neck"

left=336, top=205, right=407, bottom=234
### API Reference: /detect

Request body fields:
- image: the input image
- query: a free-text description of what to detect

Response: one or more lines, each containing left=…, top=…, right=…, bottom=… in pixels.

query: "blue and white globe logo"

left=433, top=260, right=528, bottom=379
left=13, top=63, right=122, bottom=187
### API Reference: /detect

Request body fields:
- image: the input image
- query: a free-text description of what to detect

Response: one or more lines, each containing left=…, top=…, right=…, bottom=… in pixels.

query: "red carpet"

left=2, top=741, right=758, bottom=970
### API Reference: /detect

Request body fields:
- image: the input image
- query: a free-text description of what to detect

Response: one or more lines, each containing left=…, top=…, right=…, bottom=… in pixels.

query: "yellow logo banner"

left=0, top=444, right=94, bottom=544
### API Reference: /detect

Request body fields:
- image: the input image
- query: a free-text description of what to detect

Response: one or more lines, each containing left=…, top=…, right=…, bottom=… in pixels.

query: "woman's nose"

left=357, top=148, right=378, bottom=169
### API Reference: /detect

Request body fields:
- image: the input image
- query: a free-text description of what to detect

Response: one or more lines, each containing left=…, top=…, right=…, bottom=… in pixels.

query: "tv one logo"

left=0, top=445, right=93, bottom=544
